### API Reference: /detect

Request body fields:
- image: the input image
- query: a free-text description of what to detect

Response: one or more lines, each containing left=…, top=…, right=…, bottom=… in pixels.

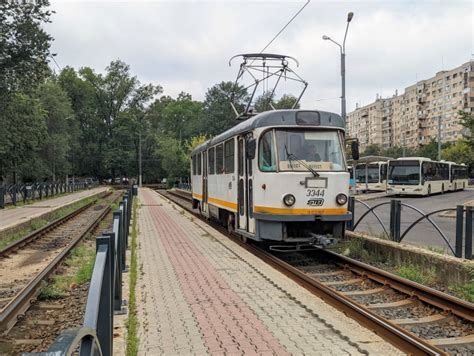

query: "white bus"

left=448, top=162, right=469, bottom=191
left=355, top=161, right=387, bottom=192
left=387, top=157, right=450, bottom=196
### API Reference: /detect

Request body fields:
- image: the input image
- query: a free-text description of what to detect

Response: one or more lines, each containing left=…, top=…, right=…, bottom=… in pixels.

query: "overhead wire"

left=258, top=0, right=311, bottom=54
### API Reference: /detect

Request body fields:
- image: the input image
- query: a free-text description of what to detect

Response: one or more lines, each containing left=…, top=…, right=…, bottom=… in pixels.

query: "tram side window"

left=224, top=139, right=235, bottom=173
left=216, top=144, right=224, bottom=174
left=259, top=131, right=276, bottom=172
left=209, top=147, right=215, bottom=175
left=197, top=153, right=202, bottom=175
left=192, top=155, right=196, bottom=175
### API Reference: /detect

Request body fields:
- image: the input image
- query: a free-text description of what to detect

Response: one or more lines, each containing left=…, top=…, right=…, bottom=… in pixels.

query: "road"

left=351, top=188, right=474, bottom=256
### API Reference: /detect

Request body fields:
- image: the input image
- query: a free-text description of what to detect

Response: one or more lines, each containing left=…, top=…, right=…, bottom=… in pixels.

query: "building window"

left=224, top=139, right=235, bottom=173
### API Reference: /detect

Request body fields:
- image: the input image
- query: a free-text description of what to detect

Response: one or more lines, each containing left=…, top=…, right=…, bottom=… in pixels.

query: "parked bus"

left=387, top=157, right=450, bottom=196
left=355, top=161, right=387, bottom=192
left=448, top=162, right=469, bottom=191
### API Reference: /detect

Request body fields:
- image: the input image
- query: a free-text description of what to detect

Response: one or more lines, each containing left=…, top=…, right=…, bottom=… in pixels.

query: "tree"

left=37, top=80, right=76, bottom=180
left=201, top=81, right=248, bottom=136
left=0, top=93, right=47, bottom=182
left=361, top=144, right=382, bottom=157
left=0, top=1, right=53, bottom=94
left=275, top=94, right=300, bottom=109
left=254, top=92, right=300, bottom=113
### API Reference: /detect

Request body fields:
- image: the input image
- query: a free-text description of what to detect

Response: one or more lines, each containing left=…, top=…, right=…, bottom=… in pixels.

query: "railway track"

left=160, top=188, right=474, bottom=355
left=0, top=191, right=118, bottom=335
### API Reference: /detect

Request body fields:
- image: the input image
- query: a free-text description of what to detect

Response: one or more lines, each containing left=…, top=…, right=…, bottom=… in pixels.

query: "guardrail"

left=26, top=187, right=136, bottom=356
left=346, top=197, right=473, bottom=259
left=0, top=181, right=99, bottom=209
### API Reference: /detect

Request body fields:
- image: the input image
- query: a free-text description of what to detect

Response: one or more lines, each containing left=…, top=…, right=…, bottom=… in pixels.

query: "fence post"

left=12, top=185, right=17, bottom=205
left=390, top=200, right=401, bottom=242
left=0, top=186, right=4, bottom=209
left=346, top=196, right=355, bottom=231
left=114, top=210, right=126, bottom=271
left=95, top=235, right=113, bottom=356
left=124, top=195, right=130, bottom=247
left=455, top=205, right=464, bottom=258
left=464, top=206, right=472, bottom=260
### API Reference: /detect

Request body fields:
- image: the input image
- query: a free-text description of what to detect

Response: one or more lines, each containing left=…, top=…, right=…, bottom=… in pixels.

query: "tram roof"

left=192, top=109, right=344, bottom=154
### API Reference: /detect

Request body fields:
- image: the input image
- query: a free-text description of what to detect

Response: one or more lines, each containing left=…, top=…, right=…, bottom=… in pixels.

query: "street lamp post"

left=323, top=12, right=354, bottom=127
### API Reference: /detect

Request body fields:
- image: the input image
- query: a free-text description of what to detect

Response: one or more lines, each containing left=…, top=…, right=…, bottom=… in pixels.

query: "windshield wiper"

left=284, top=145, right=319, bottom=177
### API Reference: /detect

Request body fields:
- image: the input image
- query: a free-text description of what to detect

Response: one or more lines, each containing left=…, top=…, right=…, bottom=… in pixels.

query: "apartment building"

left=347, top=61, right=474, bottom=152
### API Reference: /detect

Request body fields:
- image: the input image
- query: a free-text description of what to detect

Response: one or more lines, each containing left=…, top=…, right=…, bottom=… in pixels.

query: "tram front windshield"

left=388, top=161, right=420, bottom=185
left=276, top=130, right=345, bottom=171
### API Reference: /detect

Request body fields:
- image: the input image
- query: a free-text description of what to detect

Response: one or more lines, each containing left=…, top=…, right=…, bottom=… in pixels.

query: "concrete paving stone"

left=0, top=187, right=109, bottom=234
left=136, top=189, right=404, bottom=356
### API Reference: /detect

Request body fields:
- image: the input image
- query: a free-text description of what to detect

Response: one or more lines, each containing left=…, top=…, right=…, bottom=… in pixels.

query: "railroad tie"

left=390, top=313, right=452, bottom=327
left=322, top=278, right=363, bottom=286
left=429, top=334, right=474, bottom=347
left=341, top=287, right=386, bottom=296
left=366, top=298, right=416, bottom=310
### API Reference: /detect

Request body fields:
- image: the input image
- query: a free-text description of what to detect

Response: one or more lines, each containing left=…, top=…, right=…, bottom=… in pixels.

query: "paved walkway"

left=135, top=188, right=403, bottom=355
left=0, top=187, right=109, bottom=234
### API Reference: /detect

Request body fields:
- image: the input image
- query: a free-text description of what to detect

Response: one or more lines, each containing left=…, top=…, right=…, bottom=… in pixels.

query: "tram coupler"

left=308, top=233, right=337, bottom=248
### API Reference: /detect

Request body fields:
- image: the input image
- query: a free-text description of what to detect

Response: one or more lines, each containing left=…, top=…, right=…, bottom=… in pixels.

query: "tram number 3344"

left=306, top=189, right=325, bottom=197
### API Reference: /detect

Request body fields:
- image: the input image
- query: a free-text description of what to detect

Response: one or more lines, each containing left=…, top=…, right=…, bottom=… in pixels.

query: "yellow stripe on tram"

left=254, top=206, right=347, bottom=215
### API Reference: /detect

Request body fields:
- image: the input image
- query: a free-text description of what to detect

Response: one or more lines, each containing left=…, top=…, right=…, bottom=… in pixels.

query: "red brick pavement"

left=141, top=190, right=289, bottom=355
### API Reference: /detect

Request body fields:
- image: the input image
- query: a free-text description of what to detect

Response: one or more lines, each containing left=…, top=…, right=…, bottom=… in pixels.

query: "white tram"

left=190, top=110, right=352, bottom=246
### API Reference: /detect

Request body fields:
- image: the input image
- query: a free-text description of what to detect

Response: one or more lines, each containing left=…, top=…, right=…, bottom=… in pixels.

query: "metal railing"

left=0, top=181, right=99, bottom=209
left=347, top=196, right=473, bottom=259
left=27, top=188, right=136, bottom=356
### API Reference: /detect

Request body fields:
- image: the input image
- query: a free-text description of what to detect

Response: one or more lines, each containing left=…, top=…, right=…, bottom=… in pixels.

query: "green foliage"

left=0, top=1, right=53, bottom=94
left=0, top=92, right=48, bottom=181
left=126, top=198, right=139, bottom=356
left=396, top=264, right=437, bottom=285
left=201, top=81, right=248, bottom=136
left=254, top=92, right=300, bottom=113
left=449, top=280, right=474, bottom=303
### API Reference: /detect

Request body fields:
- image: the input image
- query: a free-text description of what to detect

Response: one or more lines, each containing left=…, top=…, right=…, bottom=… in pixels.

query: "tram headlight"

left=336, top=193, right=348, bottom=205
left=283, top=194, right=296, bottom=207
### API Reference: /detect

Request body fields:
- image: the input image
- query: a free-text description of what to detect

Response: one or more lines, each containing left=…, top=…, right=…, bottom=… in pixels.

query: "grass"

left=39, top=244, right=96, bottom=300
left=449, top=281, right=474, bottom=303
left=0, top=195, right=98, bottom=251
left=395, top=264, right=437, bottom=285
left=126, top=197, right=139, bottom=356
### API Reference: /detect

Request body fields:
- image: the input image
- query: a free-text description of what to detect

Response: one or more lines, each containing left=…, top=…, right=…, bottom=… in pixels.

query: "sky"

left=46, top=0, right=473, bottom=113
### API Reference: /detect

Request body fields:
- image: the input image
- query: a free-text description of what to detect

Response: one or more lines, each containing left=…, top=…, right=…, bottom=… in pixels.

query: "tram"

left=190, top=110, right=354, bottom=247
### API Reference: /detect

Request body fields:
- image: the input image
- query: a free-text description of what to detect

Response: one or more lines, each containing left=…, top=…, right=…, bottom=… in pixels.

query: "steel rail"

left=319, top=248, right=474, bottom=322
left=0, top=201, right=113, bottom=333
left=158, top=189, right=469, bottom=355
left=0, top=191, right=112, bottom=257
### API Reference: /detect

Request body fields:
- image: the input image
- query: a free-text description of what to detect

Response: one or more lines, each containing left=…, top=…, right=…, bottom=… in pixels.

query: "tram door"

left=202, top=151, right=208, bottom=214
left=237, top=135, right=255, bottom=234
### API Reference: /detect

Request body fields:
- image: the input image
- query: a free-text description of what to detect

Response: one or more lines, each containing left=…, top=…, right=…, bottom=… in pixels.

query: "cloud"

left=46, top=0, right=472, bottom=113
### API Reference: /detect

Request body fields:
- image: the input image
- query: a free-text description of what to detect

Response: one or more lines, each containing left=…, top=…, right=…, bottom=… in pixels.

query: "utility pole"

left=323, top=12, right=354, bottom=126
left=138, top=131, right=143, bottom=187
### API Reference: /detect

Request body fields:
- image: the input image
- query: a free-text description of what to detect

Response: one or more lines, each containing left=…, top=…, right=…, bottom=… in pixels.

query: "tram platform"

left=133, top=188, right=402, bottom=355
left=0, top=187, right=109, bottom=235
